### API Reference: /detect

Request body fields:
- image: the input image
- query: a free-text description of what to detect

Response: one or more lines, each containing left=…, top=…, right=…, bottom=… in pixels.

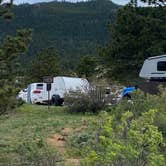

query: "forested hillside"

left=0, top=0, right=119, bottom=67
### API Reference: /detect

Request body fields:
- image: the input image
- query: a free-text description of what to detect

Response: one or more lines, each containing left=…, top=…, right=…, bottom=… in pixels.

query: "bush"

left=64, top=88, right=166, bottom=166
left=106, top=88, right=166, bottom=137
left=82, top=110, right=166, bottom=166
left=64, top=88, right=106, bottom=113
left=152, top=87, right=166, bottom=137
left=67, top=129, right=97, bottom=157
left=16, top=137, right=62, bottom=166
left=107, top=90, right=154, bottom=118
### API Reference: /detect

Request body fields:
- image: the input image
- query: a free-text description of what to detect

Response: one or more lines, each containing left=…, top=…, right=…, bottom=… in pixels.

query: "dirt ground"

left=47, top=127, right=86, bottom=166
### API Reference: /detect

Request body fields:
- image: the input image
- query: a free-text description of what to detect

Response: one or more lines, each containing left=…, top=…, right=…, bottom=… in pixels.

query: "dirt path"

left=47, top=127, right=85, bottom=166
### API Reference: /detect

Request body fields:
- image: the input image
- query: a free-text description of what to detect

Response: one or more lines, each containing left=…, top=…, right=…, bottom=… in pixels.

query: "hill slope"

left=0, top=0, right=119, bottom=67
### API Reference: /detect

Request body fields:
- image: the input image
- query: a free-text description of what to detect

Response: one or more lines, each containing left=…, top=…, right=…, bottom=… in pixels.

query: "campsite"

left=0, top=0, right=166, bottom=166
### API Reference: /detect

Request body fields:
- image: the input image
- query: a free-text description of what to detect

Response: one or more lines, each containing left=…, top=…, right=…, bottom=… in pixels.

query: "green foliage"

left=101, top=5, right=166, bottom=80
left=0, top=29, right=32, bottom=115
left=67, top=129, right=96, bottom=157
left=82, top=110, right=165, bottom=166
left=107, top=88, right=166, bottom=137
left=150, top=87, right=166, bottom=137
left=0, top=0, right=13, bottom=20
left=64, top=89, right=106, bottom=113
left=140, top=0, right=166, bottom=6
left=17, top=137, right=60, bottom=166
left=0, top=0, right=118, bottom=69
left=0, top=104, right=93, bottom=165
left=76, top=55, right=98, bottom=78
left=28, top=47, right=61, bottom=82
left=65, top=89, right=166, bottom=165
left=129, top=0, right=166, bottom=7
left=109, top=90, right=154, bottom=118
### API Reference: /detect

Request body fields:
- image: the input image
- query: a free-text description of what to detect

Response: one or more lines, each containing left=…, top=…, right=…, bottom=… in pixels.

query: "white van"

left=27, top=77, right=89, bottom=105
left=139, top=55, right=166, bottom=81
left=27, top=83, right=48, bottom=104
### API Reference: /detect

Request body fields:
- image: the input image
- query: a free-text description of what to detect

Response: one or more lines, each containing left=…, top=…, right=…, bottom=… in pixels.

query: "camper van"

left=139, top=55, right=166, bottom=81
left=27, top=77, right=89, bottom=105
left=27, top=83, right=48, bottom=104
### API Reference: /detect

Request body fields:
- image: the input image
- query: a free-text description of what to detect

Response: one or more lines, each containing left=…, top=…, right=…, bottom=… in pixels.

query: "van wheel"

left=51, top=95, right=61, bottom=106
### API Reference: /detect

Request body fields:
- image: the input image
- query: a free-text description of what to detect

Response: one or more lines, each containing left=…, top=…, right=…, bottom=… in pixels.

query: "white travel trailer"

left=139, top=55, right=166, bottom=81
left=27, top=83, right=48, bottom=104
left=50, top=76, right=90, bottom=105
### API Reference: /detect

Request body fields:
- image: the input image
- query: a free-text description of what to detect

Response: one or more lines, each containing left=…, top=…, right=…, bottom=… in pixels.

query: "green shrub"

left=106, top=88, right=166, bottom=137
left=107, top=90, right=154, bottom=118
left=64, top=88, right=166, bottom=165
left=64, top=89, right=106, bottom=113
left=67, top=129, right=97, bottom=157
left=16, top=137, right=62, bottom=166
left=82, top=110, right=166, bottom=166
left=152, top=87, right=166, bottom=137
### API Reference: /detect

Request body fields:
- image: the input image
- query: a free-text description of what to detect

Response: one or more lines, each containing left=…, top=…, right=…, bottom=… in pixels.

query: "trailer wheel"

left=51, top=95, right=61, bottom=106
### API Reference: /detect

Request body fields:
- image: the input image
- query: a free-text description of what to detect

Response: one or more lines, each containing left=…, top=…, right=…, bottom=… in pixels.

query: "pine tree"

left=0, top=1, right=32, bottom=115
left=28, top=48, right=61, bottom=82
left=76, top=55, right=98, bottom=78
left=101, top=5, right=166, bottom=80
left=140, top=0, right=166, bottom=6
left=0, top=0, right=13, bottom=19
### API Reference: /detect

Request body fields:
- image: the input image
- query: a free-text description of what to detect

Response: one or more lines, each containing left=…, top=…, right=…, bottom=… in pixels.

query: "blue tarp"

left=121, top=87, right=136, bottom=97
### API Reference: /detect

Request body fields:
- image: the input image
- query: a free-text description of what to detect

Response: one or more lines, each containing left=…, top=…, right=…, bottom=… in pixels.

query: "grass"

left=0, top=104, right=93, bottom=166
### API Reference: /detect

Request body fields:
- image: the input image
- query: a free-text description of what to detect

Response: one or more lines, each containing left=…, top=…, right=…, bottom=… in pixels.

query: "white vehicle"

left=17, top=88, right=28, bottom=102
left=27, top=83, right=48, bottom=104
left=27, top=77, right=89, bottom=105
left=139, top=55, right=166, bottom=81
left=50, top=76, right=90, bottom=105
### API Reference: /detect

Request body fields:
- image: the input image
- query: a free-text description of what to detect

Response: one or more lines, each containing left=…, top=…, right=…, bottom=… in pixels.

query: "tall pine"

left=0, top=1, right=32, bottom=115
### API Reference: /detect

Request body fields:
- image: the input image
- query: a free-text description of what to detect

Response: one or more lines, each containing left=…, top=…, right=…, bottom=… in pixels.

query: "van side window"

left=157, top=61, right=166, bottom=71
left=36, top=84, right=43, bottom=90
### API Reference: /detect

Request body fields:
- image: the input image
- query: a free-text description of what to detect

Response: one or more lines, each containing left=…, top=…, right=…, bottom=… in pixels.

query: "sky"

left=7, top=0, right=147, bottom=6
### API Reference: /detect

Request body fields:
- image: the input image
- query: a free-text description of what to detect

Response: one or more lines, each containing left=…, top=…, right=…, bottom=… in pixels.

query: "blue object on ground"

left=121, top=87, right=136, bottom=97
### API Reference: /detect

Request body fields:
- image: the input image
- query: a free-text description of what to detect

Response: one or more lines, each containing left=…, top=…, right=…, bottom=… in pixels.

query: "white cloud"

left=112, top=0, right=130, bottom=5
left=112, top=0, right=148, bottom=6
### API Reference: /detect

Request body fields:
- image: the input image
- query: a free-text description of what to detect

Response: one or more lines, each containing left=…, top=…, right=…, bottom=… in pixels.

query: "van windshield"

left=36, top=84, right=43, bottom=90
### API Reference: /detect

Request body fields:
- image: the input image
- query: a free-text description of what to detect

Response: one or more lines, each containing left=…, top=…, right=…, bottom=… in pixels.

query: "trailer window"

left=36, top=84, right=43, bottom=90
left=157, top=61, right=166, bottom=71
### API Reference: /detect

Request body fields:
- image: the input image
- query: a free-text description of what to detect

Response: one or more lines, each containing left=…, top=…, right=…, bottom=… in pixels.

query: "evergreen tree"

left=0, top=0, right=118, bottom=70
left=76, top=55, right=98, bottom=78
left=0, top=29, right=32, bottom=115
left=101, top=5, right=166, bottom=80
left=140, top=0, right=166, bottom=6
left=0, top=0, right=13, bottom=19
left=0, top=1, right=32, bottom=115
left=130, top=0, right=166, bottom=6
left=28, top=48, right=61, bottom=82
